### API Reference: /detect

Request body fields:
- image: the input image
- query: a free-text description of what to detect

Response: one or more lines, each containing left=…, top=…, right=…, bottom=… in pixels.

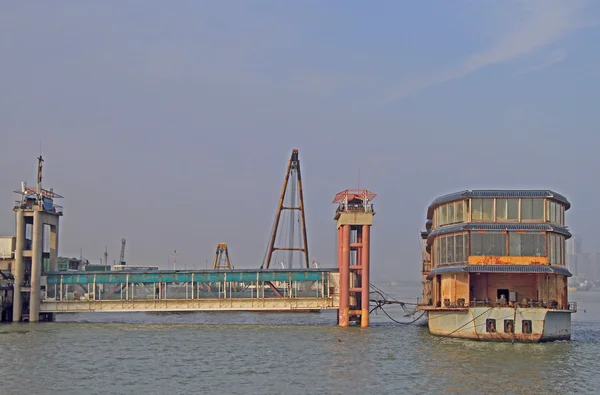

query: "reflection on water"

left=0, top=287, right=597, bottom=394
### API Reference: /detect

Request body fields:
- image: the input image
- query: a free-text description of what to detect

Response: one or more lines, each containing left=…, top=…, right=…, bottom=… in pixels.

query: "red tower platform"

left=333, top=189, right=376, bottom=327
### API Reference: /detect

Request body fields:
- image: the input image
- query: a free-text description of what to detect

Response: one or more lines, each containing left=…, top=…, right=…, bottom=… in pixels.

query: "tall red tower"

left=333, top=189, right=376, bottom=327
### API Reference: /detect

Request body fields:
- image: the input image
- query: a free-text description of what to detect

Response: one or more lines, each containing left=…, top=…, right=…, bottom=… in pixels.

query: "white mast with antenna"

left=172, top=250, right=179, bottom=270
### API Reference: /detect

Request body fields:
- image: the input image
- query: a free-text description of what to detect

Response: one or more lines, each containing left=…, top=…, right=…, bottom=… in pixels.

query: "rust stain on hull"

left=430, top=330, right=544, bottom=343
left=426, top=307, right=572, bottom=343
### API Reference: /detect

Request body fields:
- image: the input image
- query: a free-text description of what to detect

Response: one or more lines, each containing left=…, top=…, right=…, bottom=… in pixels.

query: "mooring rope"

left=368, top=284, right=424, bottom=325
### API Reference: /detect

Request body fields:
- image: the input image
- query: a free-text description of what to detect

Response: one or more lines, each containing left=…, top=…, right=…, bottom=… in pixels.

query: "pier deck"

left=40, top=269, right=340, bottom=313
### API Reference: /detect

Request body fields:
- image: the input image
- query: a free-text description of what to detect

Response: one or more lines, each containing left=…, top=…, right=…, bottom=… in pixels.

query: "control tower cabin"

left=12, top=156, right=62, bottom=322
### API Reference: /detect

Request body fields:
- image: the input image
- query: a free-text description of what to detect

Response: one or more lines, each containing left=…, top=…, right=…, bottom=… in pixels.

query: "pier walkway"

left=40, top=269, right=340, bottom=313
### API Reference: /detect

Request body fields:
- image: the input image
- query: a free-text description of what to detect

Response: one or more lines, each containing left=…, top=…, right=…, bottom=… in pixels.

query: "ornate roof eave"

left=426, top=264, right=572, bottom=279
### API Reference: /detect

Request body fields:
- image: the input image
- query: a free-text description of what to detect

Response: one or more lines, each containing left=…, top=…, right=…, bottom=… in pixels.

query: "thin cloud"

left=385, top=0, right=588, bottom=102
left=519, top=48, right=568, bottom=75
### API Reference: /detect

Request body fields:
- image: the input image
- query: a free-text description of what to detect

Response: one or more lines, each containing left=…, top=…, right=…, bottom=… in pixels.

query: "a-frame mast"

left=262, top=149, right=309, bottom=269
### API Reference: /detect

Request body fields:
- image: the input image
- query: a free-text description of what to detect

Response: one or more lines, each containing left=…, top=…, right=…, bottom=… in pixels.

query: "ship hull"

left=425, top=307, right=571, bottom=342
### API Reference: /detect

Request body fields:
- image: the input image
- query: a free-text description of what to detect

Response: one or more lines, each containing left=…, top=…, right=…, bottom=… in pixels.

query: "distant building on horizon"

left=567, top=235, right=600, bottom=282
left=566, top=235, right=582, bottom=276
left=566, top=234, right=583, bottom=255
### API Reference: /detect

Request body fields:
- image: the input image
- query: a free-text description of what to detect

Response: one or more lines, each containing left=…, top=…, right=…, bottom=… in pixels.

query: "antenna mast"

left=37, top=155, right=44, bottom=202
left=172, top=250, right=179, bottom=270
left=119, top=238, right=126, bottom=265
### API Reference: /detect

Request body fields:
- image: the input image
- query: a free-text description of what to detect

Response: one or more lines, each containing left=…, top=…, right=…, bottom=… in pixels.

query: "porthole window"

left=486, top=319, right=497, bottom=333
left=522, top=320, right=532, bottom=334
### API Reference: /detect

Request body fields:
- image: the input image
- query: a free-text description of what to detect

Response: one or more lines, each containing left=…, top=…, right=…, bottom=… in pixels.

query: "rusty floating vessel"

left=419, top=190, right=576, bottom=342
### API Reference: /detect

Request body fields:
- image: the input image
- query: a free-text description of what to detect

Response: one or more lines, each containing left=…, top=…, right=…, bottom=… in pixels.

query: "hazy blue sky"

left=1, top=1, right=599, bottom=281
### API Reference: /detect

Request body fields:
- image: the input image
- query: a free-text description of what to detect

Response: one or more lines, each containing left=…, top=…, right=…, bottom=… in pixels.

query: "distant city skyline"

left=566, top=234, right=600, bottom=283
left=567, top=234, right=583, bottom=255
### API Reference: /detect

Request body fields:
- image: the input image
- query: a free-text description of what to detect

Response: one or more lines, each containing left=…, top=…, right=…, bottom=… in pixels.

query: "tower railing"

left=336, top=202, right=374, bottom=213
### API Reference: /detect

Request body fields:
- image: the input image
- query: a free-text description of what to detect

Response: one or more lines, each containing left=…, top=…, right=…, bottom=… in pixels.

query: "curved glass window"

left=441, top=237, right=446, bottom=264
left=455, top=234, right=464, bottom=263
left=433, top=200, right=467, bottom=227
left=545, top=200, right=565, bottom=225
left=483, top=199, right=494, bottom=221
left=496, top=199, right=507, bottom=220
left=496, top=199, right=519, bottom=221
left=548, top=233, right=565, bottom=265
left=467, top=198, right=557, bottom=224
left=547, top=201, right=555, bottom=223
left=433, top=232, right=468, bottom=265
left=472, top=198, right=494, bottom=221
left=434, top=196, right=563, bottom=227
left=470, top=232, right=506, bottom=256
left=472, top=199, right=483, bottom=221
left=509, top=233, right=545, bottom=256
left=521, top=199, right=543, bottom=220
left=508, top=200, right=519, bottom=220
left=522, top=199, right=532, bottom=220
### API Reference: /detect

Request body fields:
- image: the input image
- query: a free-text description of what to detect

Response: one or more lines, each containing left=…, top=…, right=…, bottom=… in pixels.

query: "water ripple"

left=0, top=289, right=598, bottom=394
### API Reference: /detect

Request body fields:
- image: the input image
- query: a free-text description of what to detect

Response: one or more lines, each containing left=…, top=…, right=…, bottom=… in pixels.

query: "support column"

left=50, top=222, right=59, bottom=272
left=356, top=230, right=362, bottom=267
left=12, top=211, right=25, bottom=322
left=339, top=225, right=350, bottom=327
left=355, top=228, right=362, bottom=325
left=336, top=227, right=342, bottom=325
left=337, top=227, right=342, bottom=269
left=30, top=210, right=43, bottom=322
left=467, top=273, right=471, bottom=306
left=361, top=224, right=370, bottom=328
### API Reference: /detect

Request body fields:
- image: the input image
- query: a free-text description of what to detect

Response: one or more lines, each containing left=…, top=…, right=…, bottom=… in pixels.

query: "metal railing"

left=13, top=200, right=63, bottom=214
left=41, top=269, right=336, bottom=303
left=422, top=298, right=578, bottom=311
left=44, top=280, right=330, bottom=302
left=0, top=251, right=12, bottom=259
left=47, top=204, right=63, bottom=214
left=336, top=203, right=374, bottom=213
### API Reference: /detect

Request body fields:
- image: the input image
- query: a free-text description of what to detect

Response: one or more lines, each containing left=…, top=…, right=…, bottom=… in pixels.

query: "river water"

left=0, top=286, right=598, bottom=394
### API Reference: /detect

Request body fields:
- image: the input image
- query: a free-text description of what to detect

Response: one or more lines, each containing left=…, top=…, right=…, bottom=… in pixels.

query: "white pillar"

left=29, top=210, right=43, bottom=322
left=12, top=211, right=25, bottom=322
